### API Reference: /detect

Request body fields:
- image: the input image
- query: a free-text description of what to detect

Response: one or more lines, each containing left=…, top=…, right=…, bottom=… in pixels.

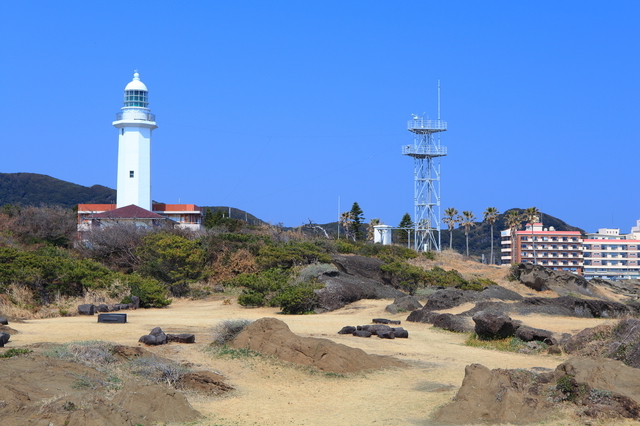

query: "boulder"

left=338, top=326, right=356, bottom=334
left=229, top=317, right=405, bottom=373
left=0, top=332, right=10, bottom=347
left=167, top=333, right=196, bottom=344
left=77, top=304, right=95, bottom=315
left=372, top=318, right=401, bottom=325
left=331, top=254, right=385, bottom=281
left=0, top=316, right=8, bottom=325
left=377, top=329, right=395, bottom=339
left=472, top=311, right=518, bottom=339
left=315, top=272, right=404, bottom=312
left=357, top=324, right=393, bottom=336
left=516, top=263, right=609, bottom=298
left=432, top=313, right=473, bottom=333
left=138, top=327, right=168, bottom=346
left=95, top=304, right=109, bottom=312
left=131, top=295, right=140, bottom=309
left=385, top=295, right=422, bottom=314
left=406, top=310, right=441, bottom=324
left=392, top=327, right=408, bottom=338
left=515, top=326, right=556, bottom=345
left=352, top=330, right=372, bottom=338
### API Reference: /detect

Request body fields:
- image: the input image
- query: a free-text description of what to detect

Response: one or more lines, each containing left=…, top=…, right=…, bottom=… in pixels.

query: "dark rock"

left=515, top=326, right=556, bottom=345
left=337, top=326, right=356, bottom=334
left=109, top=304, right=120, bottom=311
left=115, top=303, right=130, bottom=310
left=331, top=254, right=385, bottom=281
left=548, top=346, right=562, bottom=355
left=458, top=300, right=511, bottom=317
left=357, top=324, right=393, bottom=336
left=519, top=296, right=632, bottom=318
left=516, top=263, right=610, bottom=298
left=0, top=316, right=8, bottom=325
left=77, top=304, right=95, bottom=315
left=131, top=295, right=140, bottom=309
left=423, top=288, right=471, bottom=311
left=406, top=310, right=441, bottom=324
left=352, top=330, right=372, bottom=337
left=167, top=333, right=196, bottom=344
left=372, top=318, right=401, bottom=325
left=481, top=285, right=523, bottom=301
left=96, top=304, right=109, bottom=312
left=0, top=332, right=9, bottom=347
left=139, top=327, right=167, bottom=346
left=386, top=295, right=423, bottom=314
left=432, top=313, right=473, bottom=333
left=377, top=329, right=396, bottom=339
left=472, top=311, right=518, bottom=339
left=315, top=272, right=405, bottom=312
left=392, top=327, right=409, bottom=338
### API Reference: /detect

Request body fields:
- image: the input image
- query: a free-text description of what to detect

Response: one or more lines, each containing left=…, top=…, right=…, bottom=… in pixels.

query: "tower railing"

left=407, top=119, right=447, bottom=132
left=115, top=111, right=156, bottom=122
left=402, top=145, right=448, bottom=156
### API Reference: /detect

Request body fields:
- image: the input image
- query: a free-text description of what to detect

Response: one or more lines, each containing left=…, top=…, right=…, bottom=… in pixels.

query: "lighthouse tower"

left=112, top=71, right=157, bottom=210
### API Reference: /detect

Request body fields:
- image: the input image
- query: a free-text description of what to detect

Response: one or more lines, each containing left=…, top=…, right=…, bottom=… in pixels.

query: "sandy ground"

left=6, top=298, right=621, bottom=426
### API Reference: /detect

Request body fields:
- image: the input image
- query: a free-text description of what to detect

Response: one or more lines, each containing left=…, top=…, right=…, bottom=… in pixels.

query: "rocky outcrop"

left=472, top=311, right=519, bottom=339
left=230, top=317, right=406, bottom=373
left=434, top=357, right=640, bottom=424
left=315, top=271, right=405, bottom=313
left=385, top=295, right=422, bottom=314
left=515, top=263, right=609, bottom=298
left=563, top=319, right=640, bottom=367
left=420, top=285, right=522, bottom=312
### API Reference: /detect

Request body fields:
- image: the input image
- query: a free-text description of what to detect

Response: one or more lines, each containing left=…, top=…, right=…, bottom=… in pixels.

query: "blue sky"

left=1, top=1, right=638, bottom=232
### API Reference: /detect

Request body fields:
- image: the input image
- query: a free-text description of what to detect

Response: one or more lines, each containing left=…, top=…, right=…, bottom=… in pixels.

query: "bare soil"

left=4, top=293, right=636, bottom=426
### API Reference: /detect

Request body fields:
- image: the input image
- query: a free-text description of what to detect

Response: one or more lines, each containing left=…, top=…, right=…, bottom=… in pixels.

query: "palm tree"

left=483, top=207, right=500, bottom=264
left=460, top=211, right=476, bottom=257
left=505, top=210, right=522, bottom=263
left=524, top=207, right=540, bottom=264
left=339, top=211, right=354, bottom=241
left=442, top=207, right=460, bottom=250
left=367, top=218, right=381, bottom=242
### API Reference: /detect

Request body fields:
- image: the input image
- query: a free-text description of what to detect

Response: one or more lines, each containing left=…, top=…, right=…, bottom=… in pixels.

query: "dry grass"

left=0, top=283, right=126, bottom=320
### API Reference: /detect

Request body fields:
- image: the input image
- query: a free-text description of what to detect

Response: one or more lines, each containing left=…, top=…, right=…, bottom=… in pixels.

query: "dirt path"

left=7, top=298, right=619, bottom=425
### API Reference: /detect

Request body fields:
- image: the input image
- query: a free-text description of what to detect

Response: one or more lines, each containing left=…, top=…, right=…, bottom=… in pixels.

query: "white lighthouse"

left=112, top=71, right=157, bottom=210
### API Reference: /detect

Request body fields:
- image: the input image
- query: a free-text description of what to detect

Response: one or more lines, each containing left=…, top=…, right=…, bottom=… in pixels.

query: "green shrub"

left=0, top=348, right=32, bottom=358
left=335, top=240, right=357, bottom=254
left=272, top=281, right=323, bottom=314
left=380, top=261, right=429, bottom=295
left=256, top=242, right=332, bottom=269
left=237, top=291, right=266, bottom=307
left=135, top=232, right=206, bottom=289
left=123, top=274, right=172, bottom=308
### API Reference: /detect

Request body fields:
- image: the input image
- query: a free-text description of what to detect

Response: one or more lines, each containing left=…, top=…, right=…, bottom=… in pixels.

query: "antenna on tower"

left=437, top=80, right=441, bottom=120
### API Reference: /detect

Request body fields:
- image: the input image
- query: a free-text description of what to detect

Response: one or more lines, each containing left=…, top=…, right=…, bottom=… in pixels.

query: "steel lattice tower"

left=402, top=115, right=447, bottom=252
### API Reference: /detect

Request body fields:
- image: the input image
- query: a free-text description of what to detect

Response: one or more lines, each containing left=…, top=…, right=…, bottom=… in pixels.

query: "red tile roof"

left=90, top=204, right=166, bottom=219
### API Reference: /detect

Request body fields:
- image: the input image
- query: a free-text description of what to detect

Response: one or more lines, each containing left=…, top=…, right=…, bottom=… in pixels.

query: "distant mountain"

left=0, top=173, right=263, bottom=226
left=0, top=173, right=116, bottom=208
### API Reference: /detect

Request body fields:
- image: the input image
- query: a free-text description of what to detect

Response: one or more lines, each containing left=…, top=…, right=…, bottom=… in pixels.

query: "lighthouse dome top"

left=124, top=72, right=148, bottom=92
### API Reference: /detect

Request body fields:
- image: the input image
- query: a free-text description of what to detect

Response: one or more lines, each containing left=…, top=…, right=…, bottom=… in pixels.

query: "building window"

left=121, top=128, right=124, bottom=135
left=130, top=171, right=134, bottom=178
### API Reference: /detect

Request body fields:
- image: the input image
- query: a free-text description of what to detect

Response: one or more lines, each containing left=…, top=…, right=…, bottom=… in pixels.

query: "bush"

left=380, top=261, right=430, bottom=295
left=334, top=240, right=357, bottom=254
left=273, top=281, right=323, bottom=314
left=135, top=232, right=206, bottom=290
left=212, top=319, right=252, bottom=344
left=123, top=274, right=172, bottom=308
left=256, top=242, right=332, bottom=269
left=237, top=291, right=266, bottom=307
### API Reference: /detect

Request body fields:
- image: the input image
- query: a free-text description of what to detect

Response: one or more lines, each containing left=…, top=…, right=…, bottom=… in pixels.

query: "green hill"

left=0, top=173, right=116, bottom=208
